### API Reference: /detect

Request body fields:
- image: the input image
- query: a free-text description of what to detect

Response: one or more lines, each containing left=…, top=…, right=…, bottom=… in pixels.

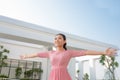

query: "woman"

left=20, top=33, right=117, bottom=80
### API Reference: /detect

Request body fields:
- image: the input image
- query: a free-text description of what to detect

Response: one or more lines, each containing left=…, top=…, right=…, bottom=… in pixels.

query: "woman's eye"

left=59, top=37, right=62, bottom=39
left=54, top=37, right=62, bottom=40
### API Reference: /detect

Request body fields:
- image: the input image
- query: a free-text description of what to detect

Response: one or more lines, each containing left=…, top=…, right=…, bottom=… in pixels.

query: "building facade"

left=0, top=16, right=119, bottom=80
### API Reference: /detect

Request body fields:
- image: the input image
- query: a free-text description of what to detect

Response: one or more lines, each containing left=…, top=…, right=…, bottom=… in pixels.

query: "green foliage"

left=24, top=70, right=33, bottom=78
left=83, top=73, right=89, bottom=80
left=0, top=45, right=10, bottom=79
left=0, top=45, right=9, bottom=67
left=76, top=70, right=80, bottom=73
left=15, top=67, right=22, bottom=78
left=24, top=68, right=43, bottom=79
left=32, top=68, right=43, bottom=73
left=99, top=55, right=119, bottom=80
left=0, top=74, right=8, bottom=78
left=0, top=45, right=10, bottom=76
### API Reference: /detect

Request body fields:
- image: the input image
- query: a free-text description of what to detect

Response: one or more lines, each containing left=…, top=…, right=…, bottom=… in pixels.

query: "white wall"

left=95, top=59, right=105, bottom=79
left=83, top=60, right=90, bottom=78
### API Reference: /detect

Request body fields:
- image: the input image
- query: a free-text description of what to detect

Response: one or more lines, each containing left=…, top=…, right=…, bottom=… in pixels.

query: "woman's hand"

left=105, top=48, right=117, bottom=56
left=20, top=54, right=27, bottom=59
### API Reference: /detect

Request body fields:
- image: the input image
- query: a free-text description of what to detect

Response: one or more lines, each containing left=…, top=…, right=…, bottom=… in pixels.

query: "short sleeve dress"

left=37, top=50, right=86, bottom=80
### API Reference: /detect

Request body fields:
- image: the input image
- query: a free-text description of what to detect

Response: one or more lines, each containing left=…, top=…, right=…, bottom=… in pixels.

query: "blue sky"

left=0, top=0, right=120, bottom=50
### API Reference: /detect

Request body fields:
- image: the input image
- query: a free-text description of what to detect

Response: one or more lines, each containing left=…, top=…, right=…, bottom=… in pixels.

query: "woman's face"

left=54, top=35, right=66, bottom=47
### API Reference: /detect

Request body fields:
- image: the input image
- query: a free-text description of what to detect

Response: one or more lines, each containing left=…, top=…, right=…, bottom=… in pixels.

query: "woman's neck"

left=56, top=47, right=65, bottom=52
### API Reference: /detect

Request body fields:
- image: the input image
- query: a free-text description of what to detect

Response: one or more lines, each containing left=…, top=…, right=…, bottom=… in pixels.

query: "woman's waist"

left=51, top=66, right=67, bottom=69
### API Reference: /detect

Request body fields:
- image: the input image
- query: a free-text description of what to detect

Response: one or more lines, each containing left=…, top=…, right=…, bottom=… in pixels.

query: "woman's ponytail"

left=63, top=43, right=67, bottom=50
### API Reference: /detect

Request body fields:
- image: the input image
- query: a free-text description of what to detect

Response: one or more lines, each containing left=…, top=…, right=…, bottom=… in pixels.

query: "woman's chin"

left=55, top=45, right=62, bottom=48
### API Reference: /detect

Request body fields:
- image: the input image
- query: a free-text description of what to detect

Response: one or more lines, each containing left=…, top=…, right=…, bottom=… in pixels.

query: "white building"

left=0, top=15, right=119, bottom=80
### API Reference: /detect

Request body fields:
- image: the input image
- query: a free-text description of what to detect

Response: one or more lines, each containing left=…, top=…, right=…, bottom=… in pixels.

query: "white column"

left=89, top=59, right=96, bottom=80
left=78, top=61, right=83, bottom=80
left=68, top=58, right=76, bottom=80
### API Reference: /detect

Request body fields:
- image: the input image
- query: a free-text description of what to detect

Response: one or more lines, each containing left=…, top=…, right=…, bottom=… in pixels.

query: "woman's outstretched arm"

left=20, top=53, right=38, bottom=59
left=84, top=48, right=117, bottom=56
left=20, top=51, right=49, bottom=59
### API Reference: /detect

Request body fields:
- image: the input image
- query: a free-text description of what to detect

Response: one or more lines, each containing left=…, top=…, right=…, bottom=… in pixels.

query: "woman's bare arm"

left=20, top=53, right=38, bottom=59
left=84, top=48, right=117, bottom=56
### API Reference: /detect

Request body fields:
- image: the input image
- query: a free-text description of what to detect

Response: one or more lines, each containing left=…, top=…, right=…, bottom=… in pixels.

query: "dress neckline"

left=53, top=50, right=67, bottom=53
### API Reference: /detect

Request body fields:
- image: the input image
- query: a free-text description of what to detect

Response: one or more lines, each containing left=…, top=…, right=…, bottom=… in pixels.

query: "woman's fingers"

left=106, top=48, right=117, bottom=56
left=20, top=55, right=25, bottom=59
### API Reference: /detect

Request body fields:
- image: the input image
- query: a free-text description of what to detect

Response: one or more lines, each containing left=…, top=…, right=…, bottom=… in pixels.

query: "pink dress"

left=37, top=50, right=86, bottom=80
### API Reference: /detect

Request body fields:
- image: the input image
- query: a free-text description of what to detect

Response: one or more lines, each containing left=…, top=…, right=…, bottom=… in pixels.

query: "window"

left=0, top=58, right=42, bottom=79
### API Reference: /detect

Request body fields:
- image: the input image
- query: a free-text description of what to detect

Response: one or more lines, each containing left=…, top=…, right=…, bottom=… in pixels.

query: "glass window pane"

left=27, top=61, right=33, bottom=68
left=11, top=59, right=18, bottom=67
left=1, top=67, right=9, bottom=76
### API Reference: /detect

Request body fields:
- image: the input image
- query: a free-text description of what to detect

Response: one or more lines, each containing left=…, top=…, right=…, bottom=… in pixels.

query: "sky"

left=0, top=0, right=120, bottom=51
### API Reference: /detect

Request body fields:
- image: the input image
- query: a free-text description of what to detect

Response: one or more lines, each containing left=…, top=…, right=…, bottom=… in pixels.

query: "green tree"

left=0, top=45, right=9, bottom=73
left=15, top=67, right=22, bottom=79
left=99, top=55, right=119, bottom=80
left=32, top=68, right=43, bottom=79
left=83, top=73, right=89, bottom=80
left=24, top=68, right=43, bottom=79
